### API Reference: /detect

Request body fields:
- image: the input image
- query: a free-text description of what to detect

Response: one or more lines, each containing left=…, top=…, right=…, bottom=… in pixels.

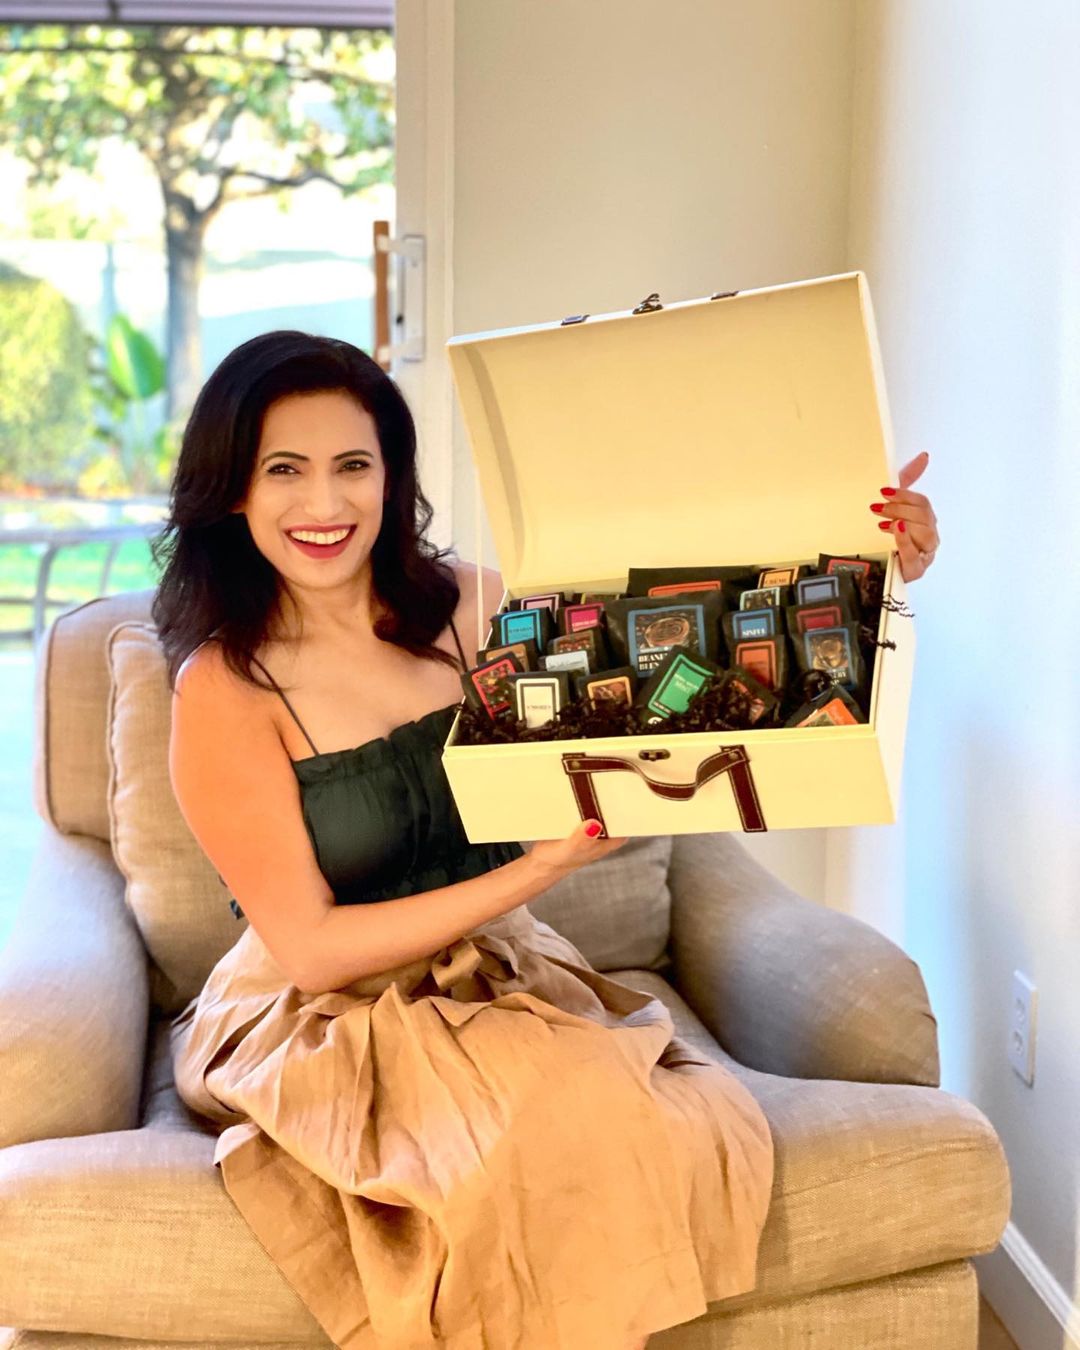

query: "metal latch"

left=709, top=290, right=739, bottom=300
left=374, top=230, right=425, bottom=365
left=632, top=292, right=663, bottom=314
left=561, top=313, right=589, bottom=325
left=638, top=749, right=671, bottom=761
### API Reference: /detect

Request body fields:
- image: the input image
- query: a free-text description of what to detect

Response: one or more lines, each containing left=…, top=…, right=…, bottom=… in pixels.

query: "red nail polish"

left=878, top=520, right=892, bottom=530
left=897, top=519, right=906, bottom=533
left=881, top=486, right=897, bottom=496
left=585, top=822, right=602, bottom=837
left=870, top=502, right=885, bottom=513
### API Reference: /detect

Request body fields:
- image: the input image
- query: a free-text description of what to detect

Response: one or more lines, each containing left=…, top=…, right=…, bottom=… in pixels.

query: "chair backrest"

left=35, top=591, right=674, bottom=1018
left=34, top=589, right=157, bottom=843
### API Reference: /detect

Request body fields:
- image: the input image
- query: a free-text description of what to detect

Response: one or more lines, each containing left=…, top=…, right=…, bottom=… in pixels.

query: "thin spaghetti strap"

left=249, top=654, right=320, bottom=758
left=449, top=615, right=470, bottom=669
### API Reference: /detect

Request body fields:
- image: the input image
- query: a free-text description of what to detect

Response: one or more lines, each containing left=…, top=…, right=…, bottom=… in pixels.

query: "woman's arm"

left=169, top=645, right=337, bottom=989
left=303, top=852, right=558, bottom=994
left=170, top=640, right=618, bottom=997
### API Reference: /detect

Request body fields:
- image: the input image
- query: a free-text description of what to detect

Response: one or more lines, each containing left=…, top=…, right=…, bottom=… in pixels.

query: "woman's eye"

left=267, top=461, right=370, bottom=476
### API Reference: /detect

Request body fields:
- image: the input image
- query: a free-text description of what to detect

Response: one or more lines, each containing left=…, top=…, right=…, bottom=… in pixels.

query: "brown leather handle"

left=561, top=745, right=766, bottom=836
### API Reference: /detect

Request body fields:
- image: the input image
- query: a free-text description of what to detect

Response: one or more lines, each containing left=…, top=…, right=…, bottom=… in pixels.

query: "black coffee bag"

left=792, top=620, right=867, bottom=694
left=604, top=591, right=724, bottom=677
left=635, top=648, right=725, bottom=725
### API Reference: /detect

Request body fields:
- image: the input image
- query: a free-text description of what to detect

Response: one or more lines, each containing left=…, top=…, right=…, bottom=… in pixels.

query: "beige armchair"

left=0, top=591, right=1010, bottom=1349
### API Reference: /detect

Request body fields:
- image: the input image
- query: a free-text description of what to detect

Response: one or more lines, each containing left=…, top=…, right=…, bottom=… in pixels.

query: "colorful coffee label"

left=564, top=603, right=604, bottom=633
left=734, top=638, right=778, bottom=690
left=583, top=673, right=635, bottom=707
left=795, top=696, right=860, bottom=727
left=542, top=649, right=591, bottom=674
left=824, top=558, right=872, bottom=581
left=628, top=602, right=707, bottom=674
left=520, top=592, right=562, bottom=614
left=793, top=602, right=844, bottom=634
left=645, top=650, right=714, bottom=717
left=464, top=655, right=521, bottom=718
left=499, top=609, right=543, bottom=645
left=797, top=575, right=840, bottom=605
left=479, top=640, right=537, bottom=670
left=758, top=566, right=801, bottom=586
left=647, top=580, right=723, bottom=596
left=510, top=674, right=565, bottom=729
left=803, top=627, right=854, bottom=684
left=739, top=586, right=782, bottom=610
left=785, top=682, right=866, bottom=727
left=732, top=607, right=776, bottom=640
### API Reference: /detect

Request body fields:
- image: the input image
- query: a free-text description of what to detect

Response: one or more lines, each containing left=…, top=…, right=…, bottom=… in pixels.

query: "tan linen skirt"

left=170, top=903, right=775, bottom=1350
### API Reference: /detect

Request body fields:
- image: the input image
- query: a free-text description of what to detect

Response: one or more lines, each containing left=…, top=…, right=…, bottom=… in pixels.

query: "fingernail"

left=585, top=821, right=602, bottom=837
left=897, top=519, right=906, bottom=533
left=870, top=502, right=885, bottom=513
left=881, top=486, right=897, bottom=496
left=878, top=519, right=892, bottom=531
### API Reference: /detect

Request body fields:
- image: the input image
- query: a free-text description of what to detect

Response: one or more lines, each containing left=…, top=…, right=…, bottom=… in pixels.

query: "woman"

left=158, top=332, right=938, bottom=1350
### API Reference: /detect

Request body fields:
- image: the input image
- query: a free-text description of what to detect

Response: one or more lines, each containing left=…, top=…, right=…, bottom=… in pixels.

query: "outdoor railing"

left=0, top=522, right=165, bottom=654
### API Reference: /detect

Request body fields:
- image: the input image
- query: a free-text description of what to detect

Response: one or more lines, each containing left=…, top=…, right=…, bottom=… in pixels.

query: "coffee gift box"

left=441, top=271, right=916, bottom=841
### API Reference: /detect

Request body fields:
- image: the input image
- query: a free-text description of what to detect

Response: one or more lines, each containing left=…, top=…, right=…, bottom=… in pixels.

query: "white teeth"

left=288, top=528, right=351, bottom=545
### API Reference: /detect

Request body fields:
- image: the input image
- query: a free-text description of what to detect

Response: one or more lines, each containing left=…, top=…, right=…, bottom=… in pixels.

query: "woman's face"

left=232, top=389, right=388, bottom=598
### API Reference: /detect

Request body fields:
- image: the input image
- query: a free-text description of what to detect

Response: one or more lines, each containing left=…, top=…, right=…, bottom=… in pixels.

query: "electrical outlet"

left=1008, top=971, right=1037, bottom=1085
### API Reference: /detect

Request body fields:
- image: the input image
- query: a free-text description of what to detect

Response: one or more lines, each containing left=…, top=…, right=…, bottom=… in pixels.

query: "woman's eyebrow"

left=259, top=449, right=375, bottom=466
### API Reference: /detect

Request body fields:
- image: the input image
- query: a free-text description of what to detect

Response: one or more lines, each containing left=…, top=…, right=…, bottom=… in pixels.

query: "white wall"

left=443, top=0, right=1080, bottom=1337
left=449, top=0, right=860, bottom=902
left=848, top=1, right=1080, bottom=1342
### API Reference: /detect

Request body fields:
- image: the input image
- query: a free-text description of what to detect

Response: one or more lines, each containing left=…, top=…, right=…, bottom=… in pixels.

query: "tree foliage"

left=0, top=261, right=95, bottom=488
left=0, top=23, right=394, bottom=203
left=0, top=23, right=394, bottom=417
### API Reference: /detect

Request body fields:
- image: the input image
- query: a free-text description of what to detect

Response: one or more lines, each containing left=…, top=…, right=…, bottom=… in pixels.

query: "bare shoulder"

left=176, top=636, right=228, bottom=685
left=176, top=640, right=244, bottom=706
left=174, top=639, right=279, bottom=737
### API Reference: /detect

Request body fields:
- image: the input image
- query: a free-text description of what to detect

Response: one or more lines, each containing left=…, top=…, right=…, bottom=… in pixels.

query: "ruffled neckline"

left=290, top=702, right=459, bottom=778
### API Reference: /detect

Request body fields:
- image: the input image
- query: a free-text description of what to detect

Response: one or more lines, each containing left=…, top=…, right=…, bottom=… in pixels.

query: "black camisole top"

left=225, top=618, right=523, bottom=919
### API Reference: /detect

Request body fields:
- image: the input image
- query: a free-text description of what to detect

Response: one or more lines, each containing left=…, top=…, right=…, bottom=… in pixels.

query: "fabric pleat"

left=170, top=904, right=775, bottom=1350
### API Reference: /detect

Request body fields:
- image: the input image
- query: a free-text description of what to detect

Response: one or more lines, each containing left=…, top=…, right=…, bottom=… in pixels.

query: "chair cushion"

left=0, top=976, right=1007, bottom=1342
left=104, top=623, right=673, bottom=1015
left=525, top=835, right=673, bottom=973
left=105, top=621, right=242, bottom=1017
left=34, top=590, right=157, bottom=843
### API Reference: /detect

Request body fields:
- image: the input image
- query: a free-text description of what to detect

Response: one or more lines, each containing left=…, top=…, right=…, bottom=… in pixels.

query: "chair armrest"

left=668, top=832, right=940, bottom=1087
left=0, top=826, right=149, bottom=1147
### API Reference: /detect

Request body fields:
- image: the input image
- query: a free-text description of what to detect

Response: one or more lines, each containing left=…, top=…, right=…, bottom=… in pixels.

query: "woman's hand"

left=524, top=820, right=629, bottom=885
left=870, top=450, right=940, bottom=582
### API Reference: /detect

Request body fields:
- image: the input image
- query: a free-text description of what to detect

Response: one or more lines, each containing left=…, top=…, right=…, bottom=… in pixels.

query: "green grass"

left=0, top=538, right=161, bottom=632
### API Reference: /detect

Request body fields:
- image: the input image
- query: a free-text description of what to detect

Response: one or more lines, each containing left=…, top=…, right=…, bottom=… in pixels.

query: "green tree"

left=0, top=23, right=393, bottom=420
left=0, top=261, right=95, bottom=490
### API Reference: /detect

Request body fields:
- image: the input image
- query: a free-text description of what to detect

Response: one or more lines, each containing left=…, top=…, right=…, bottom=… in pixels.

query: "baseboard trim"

left=974, top=1220, right=1079, bottom=1350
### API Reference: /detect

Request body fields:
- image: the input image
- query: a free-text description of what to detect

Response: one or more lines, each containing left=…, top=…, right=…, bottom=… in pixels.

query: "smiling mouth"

left=285, top=525, right=358, bottom=552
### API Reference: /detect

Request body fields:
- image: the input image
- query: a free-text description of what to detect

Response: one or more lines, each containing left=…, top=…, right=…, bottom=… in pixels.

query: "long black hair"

left=150, top=331, right=461, bottom=693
